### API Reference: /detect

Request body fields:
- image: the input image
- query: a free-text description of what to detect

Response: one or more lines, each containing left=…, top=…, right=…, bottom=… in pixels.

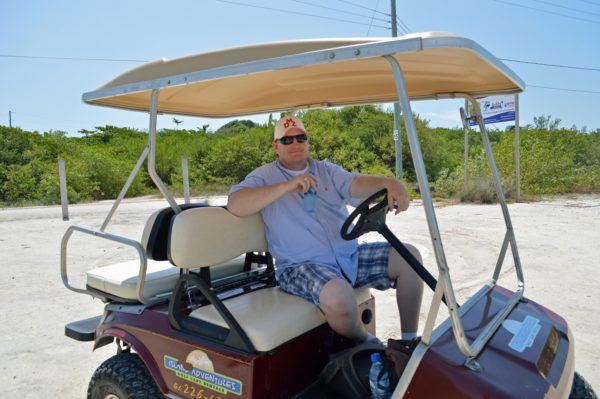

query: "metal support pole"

left=515, top=94, right=521, bottom=202
left=100, top=145, right=150, bottom=232
left=464, top=99, right=469, bottom=185
left=390, top=0, right=398, bottom=37
left=465, top=94, right=524, bottom=285
left=391, top=0, right=403, bottom=178
left=384, top=55, right=459, bottom=339
left=9, top=111, right=12, bottom=127
left=58, top=158, right=69, bottom=221
left=385, top=59, right=525, bottom=369
left=147, top=89, right=181, bottom=213
left=182, top=156, right=190, bottom=204
left=393, top=103, right=403, bottom=178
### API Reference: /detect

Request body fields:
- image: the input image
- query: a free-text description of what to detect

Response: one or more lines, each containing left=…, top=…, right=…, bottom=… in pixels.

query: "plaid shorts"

left=278, top=242, right=393, bottom=305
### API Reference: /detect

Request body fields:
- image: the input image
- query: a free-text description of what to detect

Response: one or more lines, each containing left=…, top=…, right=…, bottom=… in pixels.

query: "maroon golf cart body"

left=61, top=32, right=594, bottom=398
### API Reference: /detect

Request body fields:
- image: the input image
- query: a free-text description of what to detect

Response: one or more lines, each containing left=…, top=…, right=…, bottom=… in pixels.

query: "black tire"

left=87, top=352, right=165, bottom=399
left=570, top=372, right=597, bottom=399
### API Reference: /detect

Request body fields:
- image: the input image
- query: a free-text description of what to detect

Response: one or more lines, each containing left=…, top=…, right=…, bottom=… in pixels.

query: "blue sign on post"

left=469, top=95, right=516, bottom=125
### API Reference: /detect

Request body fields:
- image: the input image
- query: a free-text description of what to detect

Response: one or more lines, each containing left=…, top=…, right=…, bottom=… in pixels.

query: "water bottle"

left=369, top=353, right=391, bottom=399
left=303, top=186, right=317, bottom=213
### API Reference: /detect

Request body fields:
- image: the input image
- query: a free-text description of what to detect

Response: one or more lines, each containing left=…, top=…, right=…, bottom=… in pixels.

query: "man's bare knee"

left=318, top=278, right=366, bottom=341
left=389, top=243, right=422, bottom=280
left=406, top=243, right=422, bottom=264
left=319, top=279, right=356, bottom=318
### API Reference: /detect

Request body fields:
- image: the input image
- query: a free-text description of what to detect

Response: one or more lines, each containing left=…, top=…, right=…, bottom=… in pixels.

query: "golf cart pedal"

left=65, top=315, right=101, bottom=341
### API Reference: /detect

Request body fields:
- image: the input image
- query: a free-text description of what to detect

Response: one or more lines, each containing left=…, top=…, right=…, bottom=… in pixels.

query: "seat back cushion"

left=169, top=207, right=268, bottom=269
left=141, top=203, right=209, bottom=261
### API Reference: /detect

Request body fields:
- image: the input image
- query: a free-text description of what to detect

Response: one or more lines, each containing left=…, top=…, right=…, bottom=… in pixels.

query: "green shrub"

left=1, top=111, right=598, bottom=206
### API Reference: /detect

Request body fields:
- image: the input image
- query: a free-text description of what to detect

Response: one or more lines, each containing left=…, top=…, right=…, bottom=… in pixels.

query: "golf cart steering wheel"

left=341, top=189, right=389, bottom=240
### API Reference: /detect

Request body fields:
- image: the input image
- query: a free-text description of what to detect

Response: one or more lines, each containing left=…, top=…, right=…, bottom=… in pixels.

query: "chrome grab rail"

left=62, top=91, right=181, bottom=306
left=60, top=224, right=152, bottom=304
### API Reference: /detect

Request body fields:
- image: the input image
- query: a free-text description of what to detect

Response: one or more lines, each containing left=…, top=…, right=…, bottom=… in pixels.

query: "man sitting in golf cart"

left=227, top=115, right=424, bottom=344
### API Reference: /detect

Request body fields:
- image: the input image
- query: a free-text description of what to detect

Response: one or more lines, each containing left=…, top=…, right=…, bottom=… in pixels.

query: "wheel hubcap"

left=104, top=395, right=120, bottom=399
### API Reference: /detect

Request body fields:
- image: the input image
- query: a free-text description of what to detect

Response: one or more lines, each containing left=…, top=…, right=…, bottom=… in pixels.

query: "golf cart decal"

left=164, top=353, right=243, bottom=396
left=502, top=315, right=541, bottom=353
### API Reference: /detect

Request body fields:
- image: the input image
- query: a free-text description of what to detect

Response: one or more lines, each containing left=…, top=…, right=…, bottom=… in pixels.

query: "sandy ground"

left=0, top=195, right=598, bottom=397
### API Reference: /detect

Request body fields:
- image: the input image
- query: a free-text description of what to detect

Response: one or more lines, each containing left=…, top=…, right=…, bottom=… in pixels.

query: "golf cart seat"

left=85, top=256, right=248, bottom=302
left=169, top=206, right=372, bottom=352
left=85, top=204, right=252, bottom=303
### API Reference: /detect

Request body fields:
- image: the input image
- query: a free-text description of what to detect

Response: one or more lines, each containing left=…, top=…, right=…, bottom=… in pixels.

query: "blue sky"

left=1, top=0, right=599, bottom=134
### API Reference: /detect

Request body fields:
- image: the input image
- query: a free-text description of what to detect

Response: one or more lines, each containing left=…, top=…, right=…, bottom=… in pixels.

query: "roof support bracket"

left=148, top=89, right=181, bottom=214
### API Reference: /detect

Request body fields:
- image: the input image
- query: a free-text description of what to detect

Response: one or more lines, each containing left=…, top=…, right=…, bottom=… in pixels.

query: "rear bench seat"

left=169, top=206, right=371, bottom=352
left=86, top=259, right=178, bottom=301
left=85, top=256, right=247, bottom=302
left=85, top=204, right=251, bottom=303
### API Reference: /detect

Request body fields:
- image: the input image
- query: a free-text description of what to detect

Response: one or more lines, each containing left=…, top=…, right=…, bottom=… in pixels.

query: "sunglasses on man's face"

left=277, top=133, right=309, bottom=145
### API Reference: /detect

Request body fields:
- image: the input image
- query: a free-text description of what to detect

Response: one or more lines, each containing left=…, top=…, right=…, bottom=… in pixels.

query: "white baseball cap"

left=274, top=116, right=306, bottom=140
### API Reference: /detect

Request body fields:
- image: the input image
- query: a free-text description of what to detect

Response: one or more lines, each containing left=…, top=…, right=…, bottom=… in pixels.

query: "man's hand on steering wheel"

left=385, top=178, right=409, bottom=215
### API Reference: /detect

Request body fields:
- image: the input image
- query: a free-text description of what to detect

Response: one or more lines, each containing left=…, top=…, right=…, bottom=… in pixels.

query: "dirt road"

left=0, top=195, right=598, bottom=397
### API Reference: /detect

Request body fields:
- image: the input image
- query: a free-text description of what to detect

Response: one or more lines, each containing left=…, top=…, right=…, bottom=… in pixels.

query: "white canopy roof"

left=83, top=32, right=525, bottom=118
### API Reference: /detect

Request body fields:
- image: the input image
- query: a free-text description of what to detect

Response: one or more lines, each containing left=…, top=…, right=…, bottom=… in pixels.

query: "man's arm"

left=349, top=175, right=409, bottom=214
left=227, top=173, right=317, bottom=217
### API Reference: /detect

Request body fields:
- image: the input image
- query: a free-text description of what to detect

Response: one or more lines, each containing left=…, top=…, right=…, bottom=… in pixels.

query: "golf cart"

left=61, top=32, right=596, bottom=398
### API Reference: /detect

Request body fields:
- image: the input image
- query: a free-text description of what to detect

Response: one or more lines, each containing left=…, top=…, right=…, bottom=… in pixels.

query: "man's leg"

left=388, top=244, right=424, bottom=337
left=279, top=264, right=369, bottom=343
left=319, top=278, right=368, bottom=343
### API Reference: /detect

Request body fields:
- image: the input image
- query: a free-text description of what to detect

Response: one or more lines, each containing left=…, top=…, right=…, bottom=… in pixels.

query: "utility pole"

left=391, top=0, right=403, bottom=178
left=9, top=111, right=12, bottom=127
left=391, top=0, right=398, bottom=36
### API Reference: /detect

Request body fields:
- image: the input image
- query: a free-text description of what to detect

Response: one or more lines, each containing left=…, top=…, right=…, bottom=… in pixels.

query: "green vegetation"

left=1, top=106, right=598, bottom=206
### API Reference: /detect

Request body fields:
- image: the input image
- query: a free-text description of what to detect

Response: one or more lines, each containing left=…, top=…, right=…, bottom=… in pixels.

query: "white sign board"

left=469, top=95, right=516, bottom=125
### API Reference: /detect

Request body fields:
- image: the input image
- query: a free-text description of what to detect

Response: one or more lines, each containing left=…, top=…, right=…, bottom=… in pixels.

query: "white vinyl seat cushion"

left=170, top=207, right=267, bottom=269
left=86, top=255, right=248, bottom=301
left=189, top=286, right=372, bottom=352
left=86, top=259, right=177, bottom=301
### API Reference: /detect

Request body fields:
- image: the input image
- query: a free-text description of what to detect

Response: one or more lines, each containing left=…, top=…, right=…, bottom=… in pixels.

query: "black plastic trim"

left=146, top=203, right=210, bottom=261
left=85, top=284, right=135, bottom=304
left=65, top=315, right=102, bottom=341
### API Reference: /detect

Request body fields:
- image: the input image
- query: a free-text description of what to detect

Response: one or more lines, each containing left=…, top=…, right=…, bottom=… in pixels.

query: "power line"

left=366, top=0, right=381, bottom=36
left=527, top=0, right=600, bottom=17
left=4, top=54, right=599, bottom=77
left=529, top=84, right=600, bottom=94
left=213, top=0, right=390, bottom=29
left=394, top=18, right=409, bottom=35
left=574, top=0, right=600, bottom=6
left=492, top=0, right=600, bottom=24
left=396, top=17, right=411, bottom=34
left=8, top=117, right=87, bottom=131
left=0, top=54, right=147, bottom=63
left=291, top=0, right=390, bottom=24
left=335, top=0, right=391, bottom=17
left=8, top=111, right=96, bottom=129
left=500, top=58, right=600, bottom=72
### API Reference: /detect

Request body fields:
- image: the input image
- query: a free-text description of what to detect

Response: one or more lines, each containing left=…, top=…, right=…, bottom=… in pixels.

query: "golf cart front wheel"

left=87, top=352, right=165, bottom=399
left=570, top=372, right=597, bottom=399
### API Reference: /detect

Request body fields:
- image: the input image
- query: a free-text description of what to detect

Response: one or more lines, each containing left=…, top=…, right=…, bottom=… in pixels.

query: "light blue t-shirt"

left=228, top=158, right=361, bottom=283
